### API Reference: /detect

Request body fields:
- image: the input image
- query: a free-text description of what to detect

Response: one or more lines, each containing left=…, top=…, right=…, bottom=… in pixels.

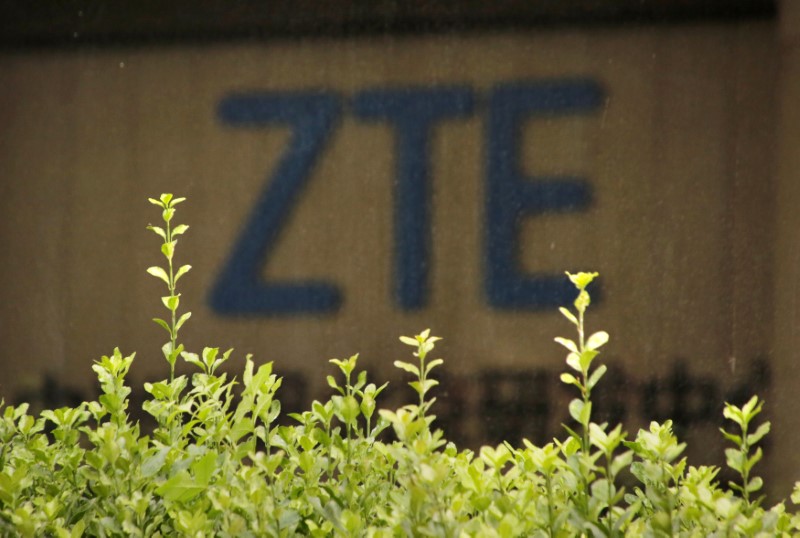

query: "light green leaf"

left=741, top=395, right=761, bottom=418
left=172, top=224, right=189, bottom=236
left=161, top=241, right=176, bottom=261
left=747, top=421, right=770, bottom=445
left=192, top=451, right=217, bottom=485
left=566, top=352, right=581, bottom=372
left=745, top=476, right=764, bottom=493
left=725, top=447, right=743, bottom=472
left=181, top=352, right=203, bottom=370
left=587, top=364, right=608, bottom=390
left=141, top=447, right=170, bottom=478
left=559, top=307, right=578, bottom=325
left=586, top=331, right=609, bottom=351
left=723, top=404, right=743, bottom=424
left=326, top=375, right=341, bottom=391
left=148, top=197, right=164, bottom=207
left=560, top=372, right=579, bottom=386
left=156, top=470, right=204, bottom=502
left=146, top=266, right=170, bottom=285
left=399, top=336, right=418, bottom=346
left=175, top=312, right=192, bottom=331
left=174, top=264, right=192, bottom=283
left=162, top=294, right=180, bottom=312
left=569, top=399, right=584, bottom=423
left=566, top=271, right=598, bottom=290
left=333, top=395, right=360, bottom=424
left=554, top=337, right=578, bottom=353
left=147, top=225, right=166, bottom=239
left=719, top=428, right=742, bottom=446
left=426, top=358, right=444, bottom=371
left=744, top=447, right=763, bottom=472
left=579, top=349, right=599, bottom=371
left=393, top=360, right=420, bottom=376
left=152, top=317, right=172, bottom=336
left=70, top=519, right=86, bottom=538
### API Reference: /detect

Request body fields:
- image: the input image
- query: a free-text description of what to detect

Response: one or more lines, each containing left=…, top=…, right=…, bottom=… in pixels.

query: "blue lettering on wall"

left=352, top=87, right=474, bottom=309
left=209, top=92, right=342, bottom=315
left=485, top=80, right=603, bottom=308
left=210, top=80, right=603, bottom=316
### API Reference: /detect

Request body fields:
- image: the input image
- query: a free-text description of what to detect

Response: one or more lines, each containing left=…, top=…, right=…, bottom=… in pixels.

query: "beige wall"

left=0, top=22, right=786, bottom=492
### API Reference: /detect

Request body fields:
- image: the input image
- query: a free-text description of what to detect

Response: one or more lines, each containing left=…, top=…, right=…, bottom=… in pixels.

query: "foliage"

left=1, top=194, right=799, bottom=536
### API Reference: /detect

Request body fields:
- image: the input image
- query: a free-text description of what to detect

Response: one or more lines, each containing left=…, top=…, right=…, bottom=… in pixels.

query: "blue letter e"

left=485, top=80, right=603, bottom=309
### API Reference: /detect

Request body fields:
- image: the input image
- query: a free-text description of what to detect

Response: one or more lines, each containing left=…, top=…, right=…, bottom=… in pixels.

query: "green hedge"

left=1, top=194, right=799, bottom=537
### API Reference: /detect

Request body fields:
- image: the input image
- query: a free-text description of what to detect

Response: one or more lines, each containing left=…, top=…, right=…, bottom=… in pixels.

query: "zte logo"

left=210, top=79, right=603, bottom=315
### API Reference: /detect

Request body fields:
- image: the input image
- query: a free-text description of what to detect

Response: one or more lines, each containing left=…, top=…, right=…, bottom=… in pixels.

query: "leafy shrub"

left=1, top=193, right=800, bottom=536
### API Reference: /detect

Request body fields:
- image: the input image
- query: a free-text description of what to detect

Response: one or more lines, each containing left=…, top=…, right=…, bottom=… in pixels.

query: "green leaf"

left=174, top=264, right=192, bottom=283
left=172, top=224, right=189, bottom=236
left=148, top=197, right=164, bottom=207
left=70, top=519, right=86, bottom=538
left=181, top=352, right=203, bottom=370
left=719, top=428, right=742, bottom=446
left=587, top=364, right=607, bottom=390
left=747, top=422, right=771, bottom=445
left=554, top=337, right=578, bottom=353
left=574, top=289, right=591, bottom=312
left=580, top=400, right=592, bottom=425
left=426, top=358, right=444, bottom=372
left=393, top=360, right=420, bottom=377
left=175, top=311, right=192, bottom=331
left=560, top=372, right=579, bottom=386
left=746, top=476, right=763, bottom=493
left=559, top=307, right=578, bottom=325
left=162, top=208, right=175, bottom=223
left=192, top=451, right=217, bottom=485
left=399, top=336, right=418, bottom=346
left=568, top=399, right=584, bottom=424
left=566, top=352, right=581, bottom=372
left=586, top=331, right=609, bottom=351
left=741, top=395, right=761, bottom=418
left=611, top=450, right=634, bottom=476
left=202, top=347, right=219, bottom=371
left=141, top=447, right=170, bottom=478
left=152, top=317, right=173, bottom=336
left=326, top=375, right=340, bottom=391
left=566, top=271, right=599, bottom=290
left=156, top=470, right=204, bottom=502
left=162, top=294, right=180, bottom=312
left=146, top=266, right=170, bottom=285
left=161, top=241, right=176, bottom=261
left=579, top=349, right=599, bottom=371
left=147, top=225, right=166, bottom=239
left=723, top=404, right=743, bottom=425
left=725, top=447, right=743, bottom=472
left=333, top=395, right=360, bottom=424
left=744, top=447, right=763, bottom=473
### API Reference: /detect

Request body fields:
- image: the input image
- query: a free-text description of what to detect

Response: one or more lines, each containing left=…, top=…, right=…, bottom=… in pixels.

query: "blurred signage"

left=210, top=79, right=604, bottom=315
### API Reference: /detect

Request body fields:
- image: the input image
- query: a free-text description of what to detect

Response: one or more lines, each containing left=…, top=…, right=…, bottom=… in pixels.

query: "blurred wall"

left=0, top=22, right=784, bottom=491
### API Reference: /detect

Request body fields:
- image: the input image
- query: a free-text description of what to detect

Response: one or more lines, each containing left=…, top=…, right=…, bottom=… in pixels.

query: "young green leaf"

left=554, top=337, right=579, bottom=353
left=174, top=264, right=192, bottom=283
left=146, top=266, right=171, bottom=285
left=393, top=360, right=420, bottom=377
left=585, top=331, right=609, bottom=351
